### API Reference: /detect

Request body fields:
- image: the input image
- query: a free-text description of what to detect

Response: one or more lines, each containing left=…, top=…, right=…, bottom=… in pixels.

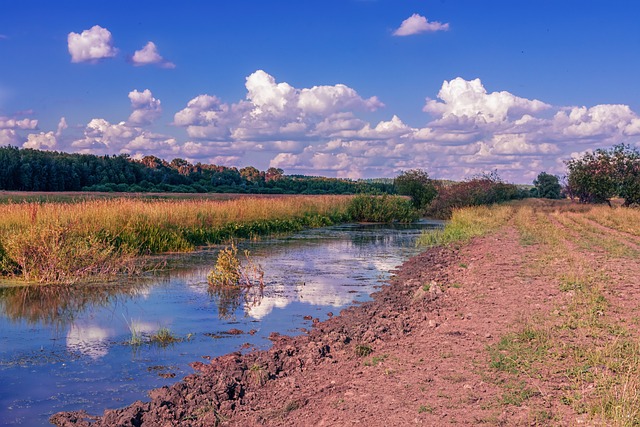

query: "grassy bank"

left=0, top=196, right=353, bottom=283
left=417, top=204, right=514, bottom=247
left=0, top=194, right=418, bottom=284
left=423, top=199, right=640, bottom=425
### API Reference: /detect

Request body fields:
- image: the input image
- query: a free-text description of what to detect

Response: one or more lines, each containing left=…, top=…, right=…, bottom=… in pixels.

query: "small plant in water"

left=207, top=243, right=265, bottom=289
left=207, top=243, right=242, bottom=287
left=151, top=327, right=180, bottom=347
left=123, top=315, right=143, bottom=346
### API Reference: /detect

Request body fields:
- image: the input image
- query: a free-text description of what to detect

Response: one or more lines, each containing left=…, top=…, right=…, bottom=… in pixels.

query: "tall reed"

left=0, top=195, right=352, bottom=283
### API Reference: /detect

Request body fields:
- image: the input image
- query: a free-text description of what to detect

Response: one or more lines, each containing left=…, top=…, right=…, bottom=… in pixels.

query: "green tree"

left=611, top=144, right=640, bottom=206
left=394, top=169, right=437, bottom=211
left=565, top=144, right=640, bottom=206
left=533, top=172, right=562, bottom=199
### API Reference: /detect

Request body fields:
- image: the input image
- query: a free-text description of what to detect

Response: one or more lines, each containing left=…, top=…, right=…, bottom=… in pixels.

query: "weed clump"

left=207, top=244, right=242, bottom=287
left=354, top=344, right=373, bottom=357
left=249, top=363, right=268, bottom=386
left=207, top=243, right=264, bottom=289
left=150, top=327, right=180, bottom=347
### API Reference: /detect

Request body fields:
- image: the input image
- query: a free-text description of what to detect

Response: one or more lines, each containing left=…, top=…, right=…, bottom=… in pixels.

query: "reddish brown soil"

left=50, top=218, right=640, bottom=427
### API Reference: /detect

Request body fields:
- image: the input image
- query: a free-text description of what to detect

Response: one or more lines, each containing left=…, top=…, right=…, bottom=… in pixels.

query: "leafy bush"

left=394, top=169, right=438, bottom=211
left=426, top=172, right=522, bottom=219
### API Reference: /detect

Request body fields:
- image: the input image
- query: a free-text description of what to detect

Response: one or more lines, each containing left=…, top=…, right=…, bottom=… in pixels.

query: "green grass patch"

left=364, top=354, right=389, bottom=367
left=150, top=327, right=180, bottom=347
left=488, top=326, right=550, bottom=375
left=418, top=404, right=434, bottom=414
left=418, top=205, right=513, bottom=247
left=347, top=194, right=419, bottom=223
left=354, top=344, right=373, bottom=357
left=501, top=381, right=538, bottom=406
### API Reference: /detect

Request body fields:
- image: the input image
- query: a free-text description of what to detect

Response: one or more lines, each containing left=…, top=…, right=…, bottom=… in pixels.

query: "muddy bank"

left=50, top=245, right=456, bottom=426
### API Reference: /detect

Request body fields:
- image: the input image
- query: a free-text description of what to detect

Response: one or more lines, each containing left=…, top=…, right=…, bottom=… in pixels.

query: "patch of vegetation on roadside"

left=488, top=326, right=550, bottom=375
left=354, top=344, right=373, bottom=357
left=364, top=354, right=388, bottom=367
left=418, top=404, right=434, bottom=414
left=555, top=213, right=639, bottom=258
left=418, top=204, right=514, bottom=247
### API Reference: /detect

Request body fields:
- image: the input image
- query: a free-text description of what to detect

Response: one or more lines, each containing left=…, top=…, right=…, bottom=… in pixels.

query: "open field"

left=52, top=199, right=640, bottom=426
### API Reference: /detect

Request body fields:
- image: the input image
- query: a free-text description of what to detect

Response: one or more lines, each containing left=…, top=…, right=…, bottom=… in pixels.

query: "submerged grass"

left=0, top=196, right=353, bottom=283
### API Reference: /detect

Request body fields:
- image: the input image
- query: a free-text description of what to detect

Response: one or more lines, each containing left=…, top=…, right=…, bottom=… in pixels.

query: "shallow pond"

left=0, top=221, right=442, bottom=426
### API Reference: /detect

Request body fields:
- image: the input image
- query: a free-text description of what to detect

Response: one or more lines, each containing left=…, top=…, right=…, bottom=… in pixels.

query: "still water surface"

left=0, top=221, right=442, bottom=426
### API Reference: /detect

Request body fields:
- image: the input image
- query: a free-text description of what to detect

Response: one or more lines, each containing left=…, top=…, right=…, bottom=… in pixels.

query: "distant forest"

left=0, top=146, right=394, bottom=195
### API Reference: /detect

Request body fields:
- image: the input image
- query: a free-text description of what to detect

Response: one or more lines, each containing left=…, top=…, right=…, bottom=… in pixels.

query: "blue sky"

left=1, top=1, right=640, bottom=183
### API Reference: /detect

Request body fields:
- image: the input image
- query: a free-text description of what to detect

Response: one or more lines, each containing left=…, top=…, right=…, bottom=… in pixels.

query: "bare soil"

left=50, top=213, right=640, bottom=426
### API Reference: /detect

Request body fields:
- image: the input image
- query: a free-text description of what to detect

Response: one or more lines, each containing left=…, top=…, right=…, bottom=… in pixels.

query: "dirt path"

left=51, top=204, right=640, bottom=426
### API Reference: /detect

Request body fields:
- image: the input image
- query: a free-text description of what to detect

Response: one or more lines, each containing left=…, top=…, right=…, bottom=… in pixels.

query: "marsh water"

left=0, top=221, right=442, bottom=426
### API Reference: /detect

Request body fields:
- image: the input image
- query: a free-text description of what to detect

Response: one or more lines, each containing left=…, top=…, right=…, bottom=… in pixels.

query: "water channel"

left=0, top=220, right=442, bottom=426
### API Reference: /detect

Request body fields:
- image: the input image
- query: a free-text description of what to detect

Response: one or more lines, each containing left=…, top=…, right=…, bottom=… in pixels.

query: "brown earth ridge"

left=50, top=205, right=640, bottom=426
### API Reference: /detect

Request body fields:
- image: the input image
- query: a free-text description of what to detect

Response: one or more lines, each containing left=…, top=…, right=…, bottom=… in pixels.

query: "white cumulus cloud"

left=424, top=77, right=550, bottom=124
left=128, top=89, right=162, bottom=125
left=131, top=41, right=175, bottom=68
left=72, top=117, right=178, bottom=159
left=25, top=70, right=640, bottom=183
left=173, top=70, right=383, bottom=143
left=0, top=129, right=20, bottom=145
left=393, top=13, right=449, bottom=36
left=68, top=25, right=118, bottom=63
left=23, top=131, right=57, bottom=150
left=0, top=117, right=38, bottom=130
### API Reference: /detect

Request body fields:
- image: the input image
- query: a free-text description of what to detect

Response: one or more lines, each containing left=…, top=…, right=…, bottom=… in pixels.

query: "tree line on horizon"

left=2, top=144, right=636, bottom=210
left=0, top=146, right=394, bottom=195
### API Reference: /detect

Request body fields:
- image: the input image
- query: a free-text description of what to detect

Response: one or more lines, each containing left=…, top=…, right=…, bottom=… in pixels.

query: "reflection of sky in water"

left=0, top=220, right=442, bottom=426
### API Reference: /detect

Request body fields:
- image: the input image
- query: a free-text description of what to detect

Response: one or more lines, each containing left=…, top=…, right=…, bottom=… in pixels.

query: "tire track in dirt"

left=576, top=215, right=640, bottom=251
left=545, top=210, right=638, bottom=258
